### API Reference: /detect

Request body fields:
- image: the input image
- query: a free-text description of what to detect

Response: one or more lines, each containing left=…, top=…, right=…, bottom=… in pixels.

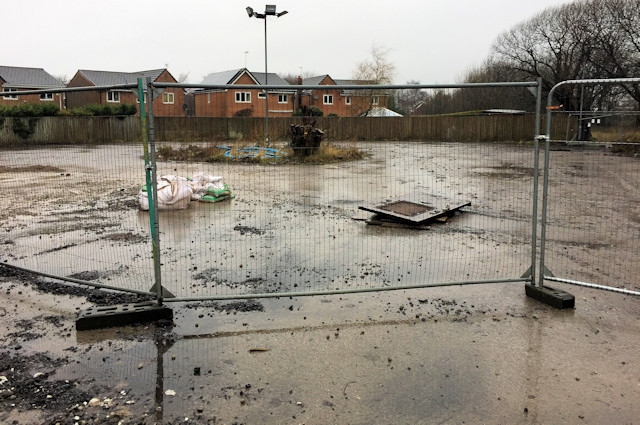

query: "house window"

left=162, top=92, right=174, bottom=104
left=372, top=96, right=379, bottom=105
left=136, top=93, right=148, bottom=104
left=235, top=92, right=251, bottom=103
left=258, top=92, right=266, bottom=99
left=40, top=93, right=54, bottom=101
left=107, top=91, right=120, bottom=103
left=345, top=96, right=351, bottom=105
left=323, top=94, right=333, bottom=105
left=278, top=94, right=288, bottom=103
left=3, top=88, right=18, bottom=100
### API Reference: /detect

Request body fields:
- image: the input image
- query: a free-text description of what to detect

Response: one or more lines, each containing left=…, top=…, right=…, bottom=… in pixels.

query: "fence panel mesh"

left=1, top=144, right=155, bottom=293
left=1, top=139, right=537, bottom=298
left=542, top=140, right=640, bottom=292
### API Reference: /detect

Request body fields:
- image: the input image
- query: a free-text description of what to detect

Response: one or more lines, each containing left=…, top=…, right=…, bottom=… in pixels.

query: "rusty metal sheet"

left=359, top=199, right=470, bottom=224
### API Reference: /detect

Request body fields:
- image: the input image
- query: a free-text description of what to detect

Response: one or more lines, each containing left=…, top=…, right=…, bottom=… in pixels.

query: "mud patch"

left=0, top=165, right=65, bottom=173
left=610, top=143, right=640, bottom=157
left=473, top=163, right=534, bottom=179
left=234, top=225, right=265, bottom=235
left=103, top=232, right=148, bottom=244
left=184, top=299, right=264, bottom=314
left=0, top=352, right=94, bottom=412
left=0, top=265, right=153, bottom=306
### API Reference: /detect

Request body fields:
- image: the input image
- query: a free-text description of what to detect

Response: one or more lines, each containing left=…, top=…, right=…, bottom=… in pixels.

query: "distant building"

left=0, top=65, right=64, bottom=108
left=193, top=68, right=294, bottom=117
left=66, top=69, right=185, bottom=116
left=299, top=75, right=390, bottom=117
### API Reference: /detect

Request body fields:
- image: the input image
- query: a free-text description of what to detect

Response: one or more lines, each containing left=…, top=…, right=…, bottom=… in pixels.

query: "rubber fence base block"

left=525, top=283, right=575, bottom=309
left=76, top=301, right=173, bottom=331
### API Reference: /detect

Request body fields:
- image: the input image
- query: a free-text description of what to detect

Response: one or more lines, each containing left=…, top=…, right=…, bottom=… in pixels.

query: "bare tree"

left=490, top=0, right=640, bottom=111
left=352, top=44, right=395, bottom=84
left=352, top=44, right=396, bottom=115
left=395, top=80, right=429, bottom=115
left=279, top=70, right=317, bottom=85
left=54, top=75, right=69, bottom=86
left=178, top=72, right=190, bottom=83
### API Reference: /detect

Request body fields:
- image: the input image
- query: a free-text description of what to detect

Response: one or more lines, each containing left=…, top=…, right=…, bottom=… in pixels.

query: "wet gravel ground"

left=1, top=142, right=639, bottom=424
left=1, top=262, right=639, bottom=424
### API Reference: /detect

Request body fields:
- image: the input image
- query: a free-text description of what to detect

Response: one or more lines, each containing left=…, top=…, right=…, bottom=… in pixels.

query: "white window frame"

left=3, top=88, right=18, bottom=100
left=40, top=93, right=54, bottom=101
left=258, top=92, right=266, bottom=99
left=107, top=90, right=120, bottom=103
left=136, top=93, right=148, bottom=104
left=345, top=96, right=351, bottom=105
left=235, top=91, right=251, bottom=103
left=162, top=92, right=174, bottom=104
left=372, top=96, right=379, bottom=105
left=323, top=94, right=333, bottom=105
left=278, top=94, right=288, bottom=103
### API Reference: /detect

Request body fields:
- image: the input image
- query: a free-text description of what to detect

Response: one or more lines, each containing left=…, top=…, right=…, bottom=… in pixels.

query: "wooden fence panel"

left=0, top=114, right=575, bottom=145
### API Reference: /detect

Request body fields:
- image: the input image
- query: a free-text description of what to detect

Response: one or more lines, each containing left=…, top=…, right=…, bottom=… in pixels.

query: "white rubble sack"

left=189, top=172, right=225, bottom=200
left=138, top=175, right=193, bottom=210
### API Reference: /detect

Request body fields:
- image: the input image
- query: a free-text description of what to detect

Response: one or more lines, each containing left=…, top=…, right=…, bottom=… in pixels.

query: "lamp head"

left=276, top=10, right=288, bottom=17
left=265, top=5, right=277, bottom=15
left=246, top=6, right=254, bottom=17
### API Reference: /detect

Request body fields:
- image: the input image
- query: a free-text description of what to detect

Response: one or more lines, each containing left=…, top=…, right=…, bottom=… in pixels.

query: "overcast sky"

left=6, top=0, right=574, bottom=84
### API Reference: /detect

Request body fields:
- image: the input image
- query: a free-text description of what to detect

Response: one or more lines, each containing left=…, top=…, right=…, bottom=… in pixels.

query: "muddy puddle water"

left=1, top=142, right=639, bottom=423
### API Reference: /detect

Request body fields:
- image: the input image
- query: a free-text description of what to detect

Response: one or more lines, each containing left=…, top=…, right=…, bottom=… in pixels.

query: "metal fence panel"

left=541, top=144, right=640, bottom=293
left=0, top=82, right=547, bottom=300
left=0, top=144, right=155, bottom=294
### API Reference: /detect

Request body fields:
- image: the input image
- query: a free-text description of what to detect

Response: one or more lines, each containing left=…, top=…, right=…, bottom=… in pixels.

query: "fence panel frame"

left=0, top=79, right=551, bottom=302
left=540, top=77, right=640, bottom=297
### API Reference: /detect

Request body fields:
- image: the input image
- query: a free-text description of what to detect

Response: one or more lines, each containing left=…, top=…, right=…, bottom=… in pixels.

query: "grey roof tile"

left=78, top=69, right=165, bottom=86
left=201, top=69, right=246, bottom=85
left=302, top=75, right=330, bottom=86
left=0, top=65, right=63, bottom=88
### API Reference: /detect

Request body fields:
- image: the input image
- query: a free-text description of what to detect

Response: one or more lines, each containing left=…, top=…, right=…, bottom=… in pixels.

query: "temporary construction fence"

left=1, top=78, right=638, bottom=306
left=538, top=77, right=640, bottom=297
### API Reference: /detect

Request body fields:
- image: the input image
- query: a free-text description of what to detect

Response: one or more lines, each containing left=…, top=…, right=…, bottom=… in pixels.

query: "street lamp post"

left=246, top=5, right=288, bottom=146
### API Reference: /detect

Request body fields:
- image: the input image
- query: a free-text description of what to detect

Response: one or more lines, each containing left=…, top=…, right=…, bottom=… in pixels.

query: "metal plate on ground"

left=358, top=199, right=470, bottom=224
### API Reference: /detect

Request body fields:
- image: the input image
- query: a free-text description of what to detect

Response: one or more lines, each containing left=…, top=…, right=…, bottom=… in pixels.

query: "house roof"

left=76, top=69, right=166, bottom=86
left=197, top=68, right=292, bottom=95
left=252, top=71, right=289, bottom=86
left=200, top=68, right=290, bottom=86
left=335, top=79, right=367, bottom=86
left=302, top=75, right=333, bottom=86
left=0, top=65, right=63, bottom=89
left=201, top=69, right=248, bottom=85
left=359, top=107, right=403, bottom=117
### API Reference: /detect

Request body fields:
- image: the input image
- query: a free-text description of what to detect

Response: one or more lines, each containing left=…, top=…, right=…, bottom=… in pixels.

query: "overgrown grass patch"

left=155, top=142, right=367, bottom=164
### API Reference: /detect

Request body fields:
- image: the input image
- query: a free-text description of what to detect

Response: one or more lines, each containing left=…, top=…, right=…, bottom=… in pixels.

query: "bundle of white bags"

left=138, top=173, right=227, bottom=210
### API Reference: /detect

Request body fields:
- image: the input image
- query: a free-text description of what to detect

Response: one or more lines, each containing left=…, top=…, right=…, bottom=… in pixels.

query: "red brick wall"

left=194, top=73, right=294, bottom=117
left=0, top=82, right=64, bottom=109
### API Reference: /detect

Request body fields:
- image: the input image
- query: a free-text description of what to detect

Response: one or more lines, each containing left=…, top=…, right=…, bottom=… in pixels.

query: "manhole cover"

left=359, top=199, right=470, bottom=224
left=378, top=200, right=434, bottom=217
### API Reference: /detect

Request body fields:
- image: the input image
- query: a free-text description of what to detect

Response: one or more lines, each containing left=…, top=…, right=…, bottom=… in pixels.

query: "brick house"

left=299, top=75, right=389, bottom=117
left=66, top=69, right=185, bottom=116
left=193, top=68, right=294, bottom=117
left=0, top=65, right=65, bottom=109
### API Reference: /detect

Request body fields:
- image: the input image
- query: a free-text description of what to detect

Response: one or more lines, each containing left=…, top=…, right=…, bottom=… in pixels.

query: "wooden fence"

left=0, top=114, right=574, bottom=145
